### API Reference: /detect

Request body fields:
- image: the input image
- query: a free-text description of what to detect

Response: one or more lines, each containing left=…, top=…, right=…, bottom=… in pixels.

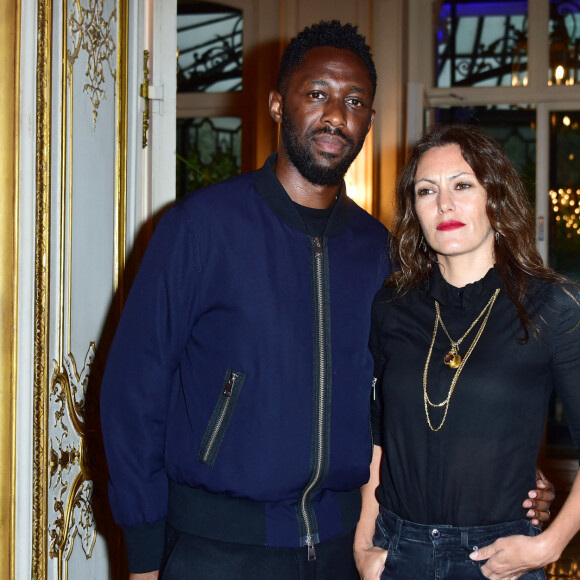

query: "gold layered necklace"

left=423, top=288, right=500, bottom=432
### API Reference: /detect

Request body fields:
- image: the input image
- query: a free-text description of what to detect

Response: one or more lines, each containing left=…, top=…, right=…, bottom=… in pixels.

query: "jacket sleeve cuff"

left=122, top=519, right=166, bottom=573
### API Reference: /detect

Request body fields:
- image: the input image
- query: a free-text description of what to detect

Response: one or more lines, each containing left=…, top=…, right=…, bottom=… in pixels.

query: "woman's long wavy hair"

left=389, top=123, right=570, bottom=341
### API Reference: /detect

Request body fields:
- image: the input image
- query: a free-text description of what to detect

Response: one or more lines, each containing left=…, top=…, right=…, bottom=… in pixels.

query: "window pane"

left=546, top=111, right=580, bottom=460
left=549, top=0, right=580, bottom=86
left=176, top=117, right=242, bottom=198
left=548, top=111, right=580, bottom=280
left=432, top=106, right=536, bottom=200
left=435, top=1, right=528, bottom=87
left=177, top=2, right=243, bottom=93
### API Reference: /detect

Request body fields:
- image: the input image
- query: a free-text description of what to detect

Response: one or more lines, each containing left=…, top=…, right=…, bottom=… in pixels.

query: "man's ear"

left=367, top=109, right=376, bottom=134
left=269, top=90, right=283, bottom=124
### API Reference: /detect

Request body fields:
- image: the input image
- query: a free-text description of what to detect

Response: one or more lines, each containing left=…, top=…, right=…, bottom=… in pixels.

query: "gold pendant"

left=444, top=352, right=461, bottom=368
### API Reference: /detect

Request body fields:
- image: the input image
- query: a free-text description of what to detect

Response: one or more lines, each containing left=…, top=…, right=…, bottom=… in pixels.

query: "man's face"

left=277, top=47, right=375, bottom=186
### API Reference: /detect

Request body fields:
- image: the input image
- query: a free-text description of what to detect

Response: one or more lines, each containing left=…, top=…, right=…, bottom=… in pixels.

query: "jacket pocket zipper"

left=199, top=369, right=245, bottom=466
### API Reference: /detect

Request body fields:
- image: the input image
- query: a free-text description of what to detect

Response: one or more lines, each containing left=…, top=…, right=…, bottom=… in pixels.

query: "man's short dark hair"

left=277, top=20, right=377, bottom=98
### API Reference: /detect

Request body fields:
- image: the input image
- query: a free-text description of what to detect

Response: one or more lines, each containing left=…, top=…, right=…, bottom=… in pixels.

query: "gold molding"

left=33, top=0, right=53, bottom=578
left=0, top=0, right=21, bottom=577
left=68, top=0, right=118, bottom=128
left=115, top=0, right=128, bottom=297
left=49, top=347, right=97, bottom=570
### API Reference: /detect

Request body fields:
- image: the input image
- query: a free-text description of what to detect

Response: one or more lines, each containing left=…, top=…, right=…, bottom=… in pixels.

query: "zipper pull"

left=223, top=372, right=238, bottom=397
left=371, top=377, right=377, bottom=401
left=306, top=536, right=316, bottom=561
left=313, top=236, right=323, bottom=256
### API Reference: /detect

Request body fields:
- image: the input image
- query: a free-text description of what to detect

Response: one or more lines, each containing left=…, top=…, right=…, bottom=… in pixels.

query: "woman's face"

left=413, top=144, right=495, bottom=269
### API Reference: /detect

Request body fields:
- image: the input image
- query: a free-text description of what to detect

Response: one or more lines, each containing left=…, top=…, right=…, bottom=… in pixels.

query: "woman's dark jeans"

left=373, top=507, right=546, bottom=580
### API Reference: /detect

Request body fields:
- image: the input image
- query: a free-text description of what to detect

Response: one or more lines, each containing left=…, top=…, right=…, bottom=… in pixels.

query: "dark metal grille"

left=436, top=0, right=580, bottom=88
left=436, top=1, right=528, bottom=87
left=177, top=2, right=243, bottom=93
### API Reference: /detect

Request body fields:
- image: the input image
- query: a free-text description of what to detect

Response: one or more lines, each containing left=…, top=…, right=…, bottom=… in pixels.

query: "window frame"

left=407, top=0, right=580, bottom=263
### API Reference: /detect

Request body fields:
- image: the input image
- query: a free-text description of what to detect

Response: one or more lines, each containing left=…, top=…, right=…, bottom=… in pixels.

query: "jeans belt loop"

left=392, top=514, right=402, bottom=551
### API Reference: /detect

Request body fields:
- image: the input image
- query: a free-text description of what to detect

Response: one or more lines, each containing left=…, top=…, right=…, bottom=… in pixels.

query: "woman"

left=354, top=124, right=580, bottom=580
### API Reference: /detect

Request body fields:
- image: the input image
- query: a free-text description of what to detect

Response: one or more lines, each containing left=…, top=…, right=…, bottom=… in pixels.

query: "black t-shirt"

left=293, top=201, right=334, bottom=236
left=370, top=266, right=580, bottom=526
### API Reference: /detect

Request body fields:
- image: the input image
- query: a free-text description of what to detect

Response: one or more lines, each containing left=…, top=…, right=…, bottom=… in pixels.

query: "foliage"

left=176, top=149, right=240, bottom=198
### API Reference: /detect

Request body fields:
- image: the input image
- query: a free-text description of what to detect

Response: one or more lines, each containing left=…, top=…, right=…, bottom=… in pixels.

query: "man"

left=101, top=21, right=553, bottom=580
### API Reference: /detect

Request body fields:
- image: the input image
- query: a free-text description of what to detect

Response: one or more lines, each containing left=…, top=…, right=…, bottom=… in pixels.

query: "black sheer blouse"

left=370, top=267, right=580, bottom=526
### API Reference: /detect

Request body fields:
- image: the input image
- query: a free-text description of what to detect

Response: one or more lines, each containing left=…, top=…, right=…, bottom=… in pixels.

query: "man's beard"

left=281, top=105, right=366, bottom=186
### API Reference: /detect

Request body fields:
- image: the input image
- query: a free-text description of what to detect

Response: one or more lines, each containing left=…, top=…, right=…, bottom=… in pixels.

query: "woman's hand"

left=469, top=533, right=556, bottom=580
left=354, top=545, right=388, bottom=580
left=523, top=468, right=556, bottom=527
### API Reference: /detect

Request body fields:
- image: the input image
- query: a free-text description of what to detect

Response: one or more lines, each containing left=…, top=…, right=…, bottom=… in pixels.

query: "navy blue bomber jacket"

left=100, top=154, right=391, bottom=572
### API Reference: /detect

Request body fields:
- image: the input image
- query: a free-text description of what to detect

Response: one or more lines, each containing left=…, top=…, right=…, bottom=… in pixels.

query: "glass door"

left=176, top=1, right=245, bottom=198
left=546, top=109, right=580, bottom=282
left=541, top=104, right=580, bottom=459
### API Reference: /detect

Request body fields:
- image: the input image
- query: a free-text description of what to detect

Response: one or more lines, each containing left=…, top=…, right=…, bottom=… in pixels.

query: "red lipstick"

left=436, top=220, right=465, bottom=231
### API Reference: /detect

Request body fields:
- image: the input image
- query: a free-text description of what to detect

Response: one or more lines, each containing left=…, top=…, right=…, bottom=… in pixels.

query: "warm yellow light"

left=555, top=65, right=565, bottom=82
left=570, top=154, right=576, bottom=161
left=345, top=181, right=364, bottom=207
left=563, top=116, right=571, bottom=127
left=344, top=131, right=373, bottom=213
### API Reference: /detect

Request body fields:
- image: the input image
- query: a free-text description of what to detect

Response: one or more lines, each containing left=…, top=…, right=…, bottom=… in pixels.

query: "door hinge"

left=140, top=50, right=165, bottom=149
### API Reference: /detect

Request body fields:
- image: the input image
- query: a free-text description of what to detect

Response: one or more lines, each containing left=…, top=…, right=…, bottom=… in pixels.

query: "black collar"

left=253, top=153, right=351, bottom=237
left=426, top=266, right=502, bottom=309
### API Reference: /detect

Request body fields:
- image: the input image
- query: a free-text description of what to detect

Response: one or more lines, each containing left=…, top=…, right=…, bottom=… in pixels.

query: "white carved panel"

left=42, top=0, right=122, bottom=578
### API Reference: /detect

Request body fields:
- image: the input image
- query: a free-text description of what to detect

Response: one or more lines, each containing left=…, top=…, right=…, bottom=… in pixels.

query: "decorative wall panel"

left=34, top=0, right=128, bottom=578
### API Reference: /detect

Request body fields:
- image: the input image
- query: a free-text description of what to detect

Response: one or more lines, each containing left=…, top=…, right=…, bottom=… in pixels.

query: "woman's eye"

left=416, top=188, right=434, bottom=196
left=455, top=182, right=471, bottom=190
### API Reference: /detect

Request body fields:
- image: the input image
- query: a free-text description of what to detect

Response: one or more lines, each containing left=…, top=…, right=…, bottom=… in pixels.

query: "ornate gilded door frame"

left=0, top=0, right=21, bottom=577
left=33, top=0, right=129, bottom=578
left=33, top=2, right=53, bottom=578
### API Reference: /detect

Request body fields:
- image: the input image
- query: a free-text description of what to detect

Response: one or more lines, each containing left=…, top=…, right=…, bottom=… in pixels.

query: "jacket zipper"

left=299, top=236, right=327, bottom=561
left=201, top=371, right=240, bottom=463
